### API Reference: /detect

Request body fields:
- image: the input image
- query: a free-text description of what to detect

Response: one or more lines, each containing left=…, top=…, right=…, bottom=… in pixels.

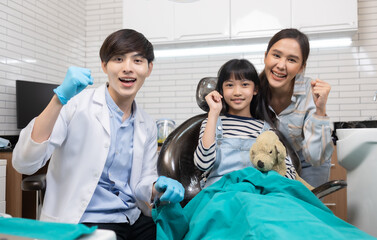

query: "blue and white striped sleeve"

left=284, top=155, right=297, bottom=180
left=193, top=119, right=217, bottom=171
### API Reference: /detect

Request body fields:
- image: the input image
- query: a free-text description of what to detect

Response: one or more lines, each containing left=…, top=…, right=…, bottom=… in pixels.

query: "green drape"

left=0, top=217, right=96, bottom=240
left=153, top=167, right=376, bottom=240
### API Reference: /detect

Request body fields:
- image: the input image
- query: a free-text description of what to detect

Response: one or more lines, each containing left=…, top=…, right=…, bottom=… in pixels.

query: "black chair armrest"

left=21, top=174, right=46, bottom=191
left=311, top=180, right=347, bottom=199
left=158, top=114, right=207, bottom=206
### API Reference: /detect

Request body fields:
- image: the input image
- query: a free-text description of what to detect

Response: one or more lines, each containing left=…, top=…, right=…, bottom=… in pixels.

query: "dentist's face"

left=102, top=51, right=153, bottom=106
left=264, top=38, right=304, bottom=92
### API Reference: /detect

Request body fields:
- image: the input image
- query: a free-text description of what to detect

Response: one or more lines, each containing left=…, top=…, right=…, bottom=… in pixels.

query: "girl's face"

left=264, top=38, right=304, bottom=92
left=222, top=78, right=257, bottom=118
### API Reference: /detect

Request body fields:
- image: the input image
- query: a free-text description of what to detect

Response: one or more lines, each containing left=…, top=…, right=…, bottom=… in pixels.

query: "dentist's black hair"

left=99, top=29, right=155, bottom=64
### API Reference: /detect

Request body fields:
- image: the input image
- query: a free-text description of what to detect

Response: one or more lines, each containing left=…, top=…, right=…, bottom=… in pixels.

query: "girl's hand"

left=311, top=79, right=331, bottom=116
left=205, top=90, right=223, bottom=115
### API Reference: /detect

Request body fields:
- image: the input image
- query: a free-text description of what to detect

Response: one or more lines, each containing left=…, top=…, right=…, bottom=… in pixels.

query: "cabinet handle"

left=324, top=203, right=336, bottom=206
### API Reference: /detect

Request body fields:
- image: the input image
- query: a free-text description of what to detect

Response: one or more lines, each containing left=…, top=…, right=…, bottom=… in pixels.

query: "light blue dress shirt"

left=80, top=87, right=139, bottom=223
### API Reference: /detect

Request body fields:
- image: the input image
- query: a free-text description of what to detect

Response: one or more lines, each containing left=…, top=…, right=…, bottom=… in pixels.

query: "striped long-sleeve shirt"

left=194, top=114, right=297, bottom=180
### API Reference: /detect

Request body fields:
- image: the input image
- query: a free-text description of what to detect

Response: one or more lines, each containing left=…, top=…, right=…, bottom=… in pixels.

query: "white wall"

left=137, top=0, right=377, bottom=126
left=0, top=0, right=122, bottom=135
left=0, top=0, right=377, bottom=135
left=0, top=0, right=86, bottom=135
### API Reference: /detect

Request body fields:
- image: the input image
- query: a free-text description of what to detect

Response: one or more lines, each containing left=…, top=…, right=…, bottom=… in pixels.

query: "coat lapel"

left=130, top=103, right=146, bottom=188
left=93, top=84, right=111, bottom=136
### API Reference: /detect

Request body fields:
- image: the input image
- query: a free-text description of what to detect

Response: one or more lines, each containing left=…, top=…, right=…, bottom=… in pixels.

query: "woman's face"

left=264, top=38, right=304, bottom=92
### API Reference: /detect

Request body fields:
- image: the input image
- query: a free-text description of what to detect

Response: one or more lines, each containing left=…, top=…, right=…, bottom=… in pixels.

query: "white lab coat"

left=12, top=84, right=158, bottom=223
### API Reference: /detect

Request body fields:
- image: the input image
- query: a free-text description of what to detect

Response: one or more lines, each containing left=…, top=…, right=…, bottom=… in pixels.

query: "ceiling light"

left=154, top=37, right=352, bottom=58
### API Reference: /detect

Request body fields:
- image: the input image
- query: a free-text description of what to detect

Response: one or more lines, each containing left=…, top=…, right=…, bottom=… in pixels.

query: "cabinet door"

left=173, top=0, right=230, bottom=42
left=292, top=0, right=357, bottom=34
left=231, top=0, right=291, bottom=39
left=123, top=0, right=175, bottom=43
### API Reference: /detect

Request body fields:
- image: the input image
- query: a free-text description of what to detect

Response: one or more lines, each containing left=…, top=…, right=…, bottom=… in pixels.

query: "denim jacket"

left=272, top=75, right=334, bottom=187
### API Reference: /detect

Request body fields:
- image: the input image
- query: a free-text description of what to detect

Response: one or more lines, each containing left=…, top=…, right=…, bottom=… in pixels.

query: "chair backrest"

left=157, top=77, right=218, bottom=206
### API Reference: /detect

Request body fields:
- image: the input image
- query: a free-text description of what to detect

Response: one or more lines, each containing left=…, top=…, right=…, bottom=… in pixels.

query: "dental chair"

left=157, top=77, right=347, bottom=206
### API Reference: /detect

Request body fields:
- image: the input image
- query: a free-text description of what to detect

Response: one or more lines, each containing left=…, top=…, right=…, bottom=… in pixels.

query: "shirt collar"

left=291, top=74, right=306, bottom=102
left=105, top=86, right=135, bottom=121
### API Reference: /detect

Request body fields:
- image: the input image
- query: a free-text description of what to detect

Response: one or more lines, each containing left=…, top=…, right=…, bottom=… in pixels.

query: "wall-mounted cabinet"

left=231, top=0, right=291, bottom=39
left=123, top=0, right=230, bottom=44
left=173, top=0, right=230, bottom=42
left=123, top=0, right=357, bottom=45
left=123, top=0, right=175, bottom=43
left=292, top=0, right=358, bottom=35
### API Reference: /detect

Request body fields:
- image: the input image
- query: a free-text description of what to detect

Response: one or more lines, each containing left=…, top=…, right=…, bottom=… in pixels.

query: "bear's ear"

left=249, top=148, right=255, bottom=161
left=250, top=149, right=254, bottom=156
left=275, top=141, right=287, bottom=162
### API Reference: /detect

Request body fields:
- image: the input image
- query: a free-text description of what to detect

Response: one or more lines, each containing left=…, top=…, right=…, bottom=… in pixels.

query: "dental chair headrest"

left=196, top=77, right=218, bottom=112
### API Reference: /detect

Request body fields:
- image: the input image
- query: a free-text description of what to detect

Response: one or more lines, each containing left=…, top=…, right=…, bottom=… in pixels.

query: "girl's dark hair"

left=216, top=58, right=302, bottom=173
left=99, top=29, right=155, bottom=64
left=216, top=59, right=266, bottom=120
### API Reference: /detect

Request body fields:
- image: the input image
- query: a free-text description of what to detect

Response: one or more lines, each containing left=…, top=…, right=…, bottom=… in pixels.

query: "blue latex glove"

left=154, top=176, right=185, bottom=204
left=54, top=66, right=94, bottom=105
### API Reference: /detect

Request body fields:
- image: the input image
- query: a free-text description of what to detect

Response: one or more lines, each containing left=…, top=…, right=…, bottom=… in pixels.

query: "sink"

left=334, top=120, right=377, bottom=129
left=333, top=120, right=377, bottom=142
left=336, top=128, right=377, bottom=237
left=337, top=128, right=377, bottom=170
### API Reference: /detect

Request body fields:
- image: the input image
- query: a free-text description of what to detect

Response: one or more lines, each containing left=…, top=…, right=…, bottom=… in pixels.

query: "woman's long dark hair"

left=259, top=28, right=310, bottom=122
left=257, top=28, right=311, bottom=174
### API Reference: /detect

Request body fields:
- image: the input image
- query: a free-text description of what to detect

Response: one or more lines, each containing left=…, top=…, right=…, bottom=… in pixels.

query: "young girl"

left=193, top=59, right=296, bottom=188
left=259, top=29, right=334, bottom=187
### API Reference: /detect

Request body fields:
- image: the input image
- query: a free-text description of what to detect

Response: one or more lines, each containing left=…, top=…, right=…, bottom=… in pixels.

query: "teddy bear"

left=249, top=130, right=314, bottom=190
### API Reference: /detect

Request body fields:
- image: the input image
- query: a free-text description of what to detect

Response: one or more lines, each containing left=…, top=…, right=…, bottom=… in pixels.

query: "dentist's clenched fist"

left=54, top=66, right=94, bottom=105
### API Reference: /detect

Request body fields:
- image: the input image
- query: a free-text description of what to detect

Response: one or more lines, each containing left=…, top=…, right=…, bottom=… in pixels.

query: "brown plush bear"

left=249, top=131, right=314, bottom=190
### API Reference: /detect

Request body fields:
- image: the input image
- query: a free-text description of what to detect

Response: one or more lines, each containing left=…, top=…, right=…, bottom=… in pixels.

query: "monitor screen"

left=16, top=80, right=59, bottom=129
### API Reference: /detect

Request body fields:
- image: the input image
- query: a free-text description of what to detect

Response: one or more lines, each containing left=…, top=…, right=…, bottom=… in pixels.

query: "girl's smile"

left=222, top=78, right=257, bottom=118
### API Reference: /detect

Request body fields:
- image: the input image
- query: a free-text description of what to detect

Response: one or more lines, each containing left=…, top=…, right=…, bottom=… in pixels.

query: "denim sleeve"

left=302, top=112, right=334, bottom=166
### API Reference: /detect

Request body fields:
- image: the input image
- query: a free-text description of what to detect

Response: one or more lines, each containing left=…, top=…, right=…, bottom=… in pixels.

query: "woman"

left=259, top=28, right=334, bottom=187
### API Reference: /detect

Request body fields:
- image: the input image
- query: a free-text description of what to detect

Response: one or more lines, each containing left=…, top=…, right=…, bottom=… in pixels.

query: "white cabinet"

left=123, top=0, right=230, bottom=44
left=231, top=0, right=291, bottom=39
left=174, top=0, right=230, bottom=42
left=123, top=0, right=357, bottom=44
left=123, top=0, right=175, bottom=43
left=291, top=0, right=358, bottom=35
